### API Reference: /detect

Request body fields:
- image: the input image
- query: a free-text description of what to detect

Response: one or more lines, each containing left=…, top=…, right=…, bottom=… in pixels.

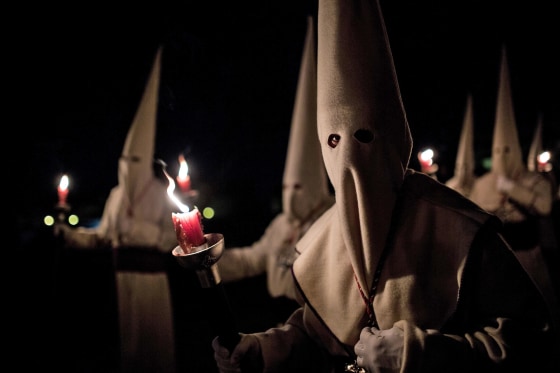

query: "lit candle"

left=159, top=160, right=241, bottom=352
left=537, top=151, right=551, bottom=172
left=418, top=148, right=434, bottom=171
left=176, top=154, right=191, bottom=192
left=172, top=208, right=205, bottom=253
left=164, top=168, right=206, bottom=254
left=57, top=174, right=69, bottom=206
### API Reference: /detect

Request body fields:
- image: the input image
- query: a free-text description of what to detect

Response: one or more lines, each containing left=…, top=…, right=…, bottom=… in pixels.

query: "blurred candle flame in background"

left=57, top=174, right=70, bottom=206
left=177, top=154, right=191, bottom=192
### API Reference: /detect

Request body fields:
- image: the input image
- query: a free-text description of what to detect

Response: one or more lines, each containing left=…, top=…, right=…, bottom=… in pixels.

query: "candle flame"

left=419, top=149, right=434, bottom=163
left=418, top=149, right=434, bottom=168
left=178, top=154, right=189, bottom=180
left=538, top=151, right=551, bottom=165
left=163, top=167, right=190, bottom=212
left=59, top=174, right=69, bottom=191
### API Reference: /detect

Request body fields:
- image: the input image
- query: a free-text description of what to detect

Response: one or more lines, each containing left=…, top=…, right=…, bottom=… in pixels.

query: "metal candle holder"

left=172, top=233, right=241, bottom=351
left=172, top=233, right=225, bottom=287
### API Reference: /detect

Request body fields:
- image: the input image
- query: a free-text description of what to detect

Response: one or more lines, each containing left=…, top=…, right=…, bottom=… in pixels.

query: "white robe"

left=62, top=177, right=178, bottom=373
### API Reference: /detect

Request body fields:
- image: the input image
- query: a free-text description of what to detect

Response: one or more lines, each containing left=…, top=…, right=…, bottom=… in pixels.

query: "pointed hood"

left=446, top=94, right=475, bottom=196
left=490, top=46, right=524, bottom=178
left=293, top=0, right=413, bottom=344
left=282, top=16, right=331, bottom=224
left=119, top=46, right=162, bottom=202
left=527, top=115, right=543, bottom=172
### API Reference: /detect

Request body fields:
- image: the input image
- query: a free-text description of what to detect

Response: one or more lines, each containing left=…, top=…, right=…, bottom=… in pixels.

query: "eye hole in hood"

left=328, top=134, right=341, bottom=148
left=354, top=129, right=374, bottom=143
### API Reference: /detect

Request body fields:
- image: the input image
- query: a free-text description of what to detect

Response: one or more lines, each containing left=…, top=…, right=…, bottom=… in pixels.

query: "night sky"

left=13, top=0, right=559, bottom=247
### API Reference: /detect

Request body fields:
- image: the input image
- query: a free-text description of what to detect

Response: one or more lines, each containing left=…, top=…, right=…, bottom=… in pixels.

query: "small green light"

left=44, top=215, right=55, bottom=226
left=203, top=207, right=215, bottom=219
left=68, top=214, right=80, bottom=226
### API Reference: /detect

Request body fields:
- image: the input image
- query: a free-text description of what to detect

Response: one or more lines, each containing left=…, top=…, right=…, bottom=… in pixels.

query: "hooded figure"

left=218, top=16, right=334, bottom=312
left=58, top=47, right=178, bottom=373
left=212, top=1, right=555, bottom=372
left=469, top=47, right=553, bottom=219
left=528, top=116, right=560, bottom=315
left=469, top=47, right=559, bottom=333
left=469, top=47, right=553, bottom=222
left=445, top=94, right=476, bottom=197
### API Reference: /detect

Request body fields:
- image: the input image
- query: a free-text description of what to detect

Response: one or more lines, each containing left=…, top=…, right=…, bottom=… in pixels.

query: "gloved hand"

left=354, top=325, right=404, bottom=373
left=496, top=175, right=515, bottom=193
left=212, top=333, right=263, bottom=373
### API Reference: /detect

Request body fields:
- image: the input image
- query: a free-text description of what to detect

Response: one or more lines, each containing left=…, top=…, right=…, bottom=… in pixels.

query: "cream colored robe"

left=249, top=172, right=555, bottom=372
left=218, top=213, right=302, bottom=300
left=62, top=177, right=178, bottom=373
left=219, top=198, right=334, bottom=300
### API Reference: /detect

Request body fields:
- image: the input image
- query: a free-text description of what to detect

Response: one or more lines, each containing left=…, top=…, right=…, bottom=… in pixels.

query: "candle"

left=159, top=160, right=241, bottom=352
left=57, top=174, right=69, bottom=206
left=172, top=208, right=206, bottom=253
left=418, top=148, right=434, bottom=171
left=537, top=151, right=551, bottom=172
left=164, top=167, right=206, bottom=254
left=176, top=154, right=191, bottom=192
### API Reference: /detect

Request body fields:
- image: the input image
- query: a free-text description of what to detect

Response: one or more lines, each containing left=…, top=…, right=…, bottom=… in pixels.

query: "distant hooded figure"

left=526, top=116, right=560, bottom=315
left=218, top=16, right=334, bottom=318
left=212, top=1, right=556, bottom=372
left=445, top=94, right=476, bottom=197
left=469, top=47, right=559, bottom=334
left=58, top=47, right=178, bottom=373
left=469, top=48, right=553, bottom=225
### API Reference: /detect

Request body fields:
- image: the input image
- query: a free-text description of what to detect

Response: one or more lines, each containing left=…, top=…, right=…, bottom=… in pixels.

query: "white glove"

left=496, top=175, right=515, bottom=193
left=354, top=326, right=404, bottom=373
left=212, top=334, right=262, bottom=373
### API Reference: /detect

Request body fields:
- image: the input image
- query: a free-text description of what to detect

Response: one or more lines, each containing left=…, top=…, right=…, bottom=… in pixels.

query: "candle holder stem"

left=206, top=282, right=242, bottom=351
left=173, top=233, right=241, bottom=352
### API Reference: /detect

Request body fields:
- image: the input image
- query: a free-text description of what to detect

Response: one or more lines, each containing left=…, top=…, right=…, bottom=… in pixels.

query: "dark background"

left=10, top=1, right=559, bottom=371
left=13, top=0, right=560, bottom=248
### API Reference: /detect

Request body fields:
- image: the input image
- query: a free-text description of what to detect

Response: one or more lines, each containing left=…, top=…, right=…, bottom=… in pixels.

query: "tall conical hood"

left=491, top=46, right=524, bottom=178
left=119, top=46, right=162, bottom=201
left=282, top=16, right=331, bottom=223
left=293, top=0, right=413, bottom=344
left=317, top=0, right=412, bottom=296
left=446, top=94, right=475, bottom=196
left=527, top=115, right=543, bottom=172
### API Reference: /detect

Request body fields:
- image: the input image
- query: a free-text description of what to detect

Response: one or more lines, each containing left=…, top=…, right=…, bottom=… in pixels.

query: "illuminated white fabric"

left=294, top=0, right=412, bottom=344
left=445, top=94, right=475, bottom=197
left=61, top=47, right=177, bottom=373
left=219, top=17, right=334, bottom=300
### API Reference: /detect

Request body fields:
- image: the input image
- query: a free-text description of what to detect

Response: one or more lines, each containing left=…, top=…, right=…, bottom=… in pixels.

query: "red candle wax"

left=58, top=186, right=69, bottom=205
left=57, top=175, right=69, bottom=206
left=172, top=207, right=206, bottom=254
